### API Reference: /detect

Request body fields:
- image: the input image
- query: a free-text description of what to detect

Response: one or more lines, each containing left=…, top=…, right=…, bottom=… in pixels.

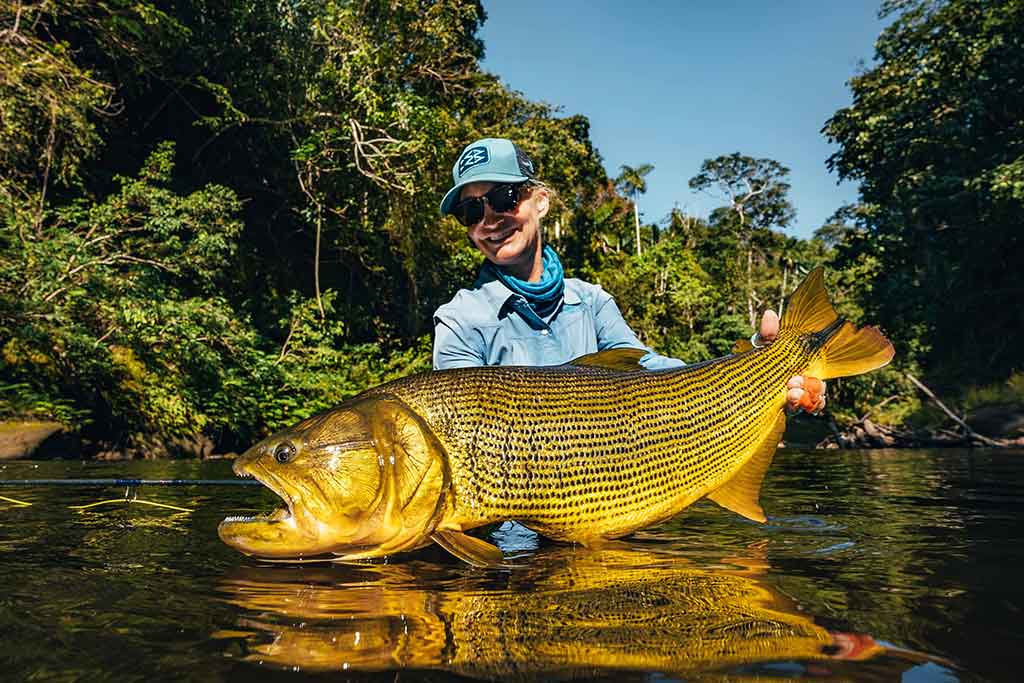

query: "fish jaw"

left=218, top=513, right=309, bottom=558
left=218, top=454, right=323, bottom=558
left=218, top=397, right=453, bottom=562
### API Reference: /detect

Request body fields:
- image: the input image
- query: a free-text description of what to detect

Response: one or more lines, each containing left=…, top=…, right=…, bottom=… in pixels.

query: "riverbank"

left=0, top=421, right=230, bottom=460
left=0, top=421, right=66, bottom=460
left=4, top=404, right=1022, bottom=460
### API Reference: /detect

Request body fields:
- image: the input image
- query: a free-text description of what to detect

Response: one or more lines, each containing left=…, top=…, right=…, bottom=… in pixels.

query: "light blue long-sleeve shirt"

left=432, top=268, right=685, bottom=370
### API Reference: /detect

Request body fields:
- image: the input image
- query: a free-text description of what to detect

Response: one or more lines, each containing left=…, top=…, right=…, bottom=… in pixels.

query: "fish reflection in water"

left=214, top=546, right=931, bottom=679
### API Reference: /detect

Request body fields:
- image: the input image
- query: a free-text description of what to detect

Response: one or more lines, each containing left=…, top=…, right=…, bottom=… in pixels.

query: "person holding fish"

left=434, top=138, right=825, bottom=413
left=218, top=146, right=893, bottom=564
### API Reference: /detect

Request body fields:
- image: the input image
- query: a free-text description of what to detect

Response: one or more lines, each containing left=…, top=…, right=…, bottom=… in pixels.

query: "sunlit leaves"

left=824, top=0, right=1024, bottom=386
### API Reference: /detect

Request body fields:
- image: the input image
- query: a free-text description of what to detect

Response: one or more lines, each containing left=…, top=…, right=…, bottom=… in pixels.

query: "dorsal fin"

left=781, top=267, right=839, bottom=335
left=706, top=412, right=786, bottom=523
left=732, top=338, right=755, bottom=354
left=568, top=348, right=648, bottom=372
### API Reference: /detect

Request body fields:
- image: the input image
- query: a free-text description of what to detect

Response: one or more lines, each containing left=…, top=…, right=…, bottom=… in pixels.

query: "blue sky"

left=479, top=1, right=889, bottom=238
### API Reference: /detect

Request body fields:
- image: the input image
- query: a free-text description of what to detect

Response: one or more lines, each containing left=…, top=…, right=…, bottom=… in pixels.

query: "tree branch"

left=906, top=373, right=1002, bottom=446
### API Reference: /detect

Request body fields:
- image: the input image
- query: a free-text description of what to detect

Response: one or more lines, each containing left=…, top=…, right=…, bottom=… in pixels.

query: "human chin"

left=491, top=231, right=533, bottom=263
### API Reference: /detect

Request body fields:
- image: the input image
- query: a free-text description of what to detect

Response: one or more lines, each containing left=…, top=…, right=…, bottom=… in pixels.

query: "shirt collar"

left=473, top=266, right=580, bottom=318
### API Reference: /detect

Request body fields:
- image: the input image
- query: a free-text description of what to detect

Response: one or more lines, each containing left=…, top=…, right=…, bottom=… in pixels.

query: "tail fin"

left=781, top=267, right=838, bottom=335
left=784, top=267, right=896, bottom=380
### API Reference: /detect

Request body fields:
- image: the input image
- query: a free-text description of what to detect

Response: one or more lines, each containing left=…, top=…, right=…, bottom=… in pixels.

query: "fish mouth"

left=220, top=460, right=294, bottom=527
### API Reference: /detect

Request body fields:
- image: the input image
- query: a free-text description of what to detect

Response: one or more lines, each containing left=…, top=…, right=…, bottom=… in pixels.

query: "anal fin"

left=431, top=529, right=506, bottom=568
left=707, top=412, right=787, bottom=523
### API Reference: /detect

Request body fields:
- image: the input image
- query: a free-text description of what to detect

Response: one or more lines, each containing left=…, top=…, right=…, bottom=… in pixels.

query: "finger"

left=786, top=387, right=804, bottom=409
left=803, top=377, right=824, bottom=395
left=759, top=309, right=780, bottom=343
left=798, top=390, right=817, bottom=412
left=787, top=376, right=804, bottom=390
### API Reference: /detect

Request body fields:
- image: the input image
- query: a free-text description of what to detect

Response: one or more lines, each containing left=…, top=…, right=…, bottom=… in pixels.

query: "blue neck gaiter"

left=487, top=245, right=565, bottom=325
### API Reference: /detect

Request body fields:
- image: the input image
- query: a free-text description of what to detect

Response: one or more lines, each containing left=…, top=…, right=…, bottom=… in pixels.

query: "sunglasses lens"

left=452, top=183, right=523, bottom=226
left=454, top=198, right=484, bottom=227
left=489, top=184, right=519, bottom=213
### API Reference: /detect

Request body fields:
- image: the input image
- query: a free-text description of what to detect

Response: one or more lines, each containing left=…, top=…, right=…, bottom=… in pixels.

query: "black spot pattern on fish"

left=365, top=334, right=814, bottom=541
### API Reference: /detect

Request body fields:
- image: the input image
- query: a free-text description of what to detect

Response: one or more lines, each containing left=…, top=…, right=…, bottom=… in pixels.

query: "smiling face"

left=461, top=181, right=549, bottom=281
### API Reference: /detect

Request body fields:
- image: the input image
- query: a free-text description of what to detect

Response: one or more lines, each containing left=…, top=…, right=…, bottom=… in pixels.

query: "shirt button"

left=541, top=329, right=550, bottom=336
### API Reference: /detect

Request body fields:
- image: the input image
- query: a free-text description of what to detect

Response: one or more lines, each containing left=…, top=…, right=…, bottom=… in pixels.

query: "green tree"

left=615, top=163, right=655, bottom=257
left=596, top=238, right=716, bottom=360
left=824, top=0, right=1024, bottom=388
left=0, top=0, right=634, bottom=452
left=688, top=153, right=795, bottom=327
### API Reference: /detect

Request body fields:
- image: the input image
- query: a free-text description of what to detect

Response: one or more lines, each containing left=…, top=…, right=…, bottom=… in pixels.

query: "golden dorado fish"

left=219, top=268, right=894, bottom=566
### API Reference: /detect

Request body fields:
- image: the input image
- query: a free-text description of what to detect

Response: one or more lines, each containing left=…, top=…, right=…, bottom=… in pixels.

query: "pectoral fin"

left=431, top=530, right=505, bottom=567
left=707, top=412, right=787, bottom=523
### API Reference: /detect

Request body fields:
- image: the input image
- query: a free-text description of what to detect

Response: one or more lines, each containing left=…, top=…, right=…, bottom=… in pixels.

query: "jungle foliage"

left=1, top=0, right=1020, bottom=455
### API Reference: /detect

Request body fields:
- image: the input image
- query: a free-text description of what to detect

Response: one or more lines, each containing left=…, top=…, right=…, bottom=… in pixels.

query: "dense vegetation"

left=1, top=0, right=1021, bottom=456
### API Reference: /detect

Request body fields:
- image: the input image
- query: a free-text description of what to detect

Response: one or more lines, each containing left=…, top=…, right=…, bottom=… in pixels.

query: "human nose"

left=475, top=200, right=502, bottom=229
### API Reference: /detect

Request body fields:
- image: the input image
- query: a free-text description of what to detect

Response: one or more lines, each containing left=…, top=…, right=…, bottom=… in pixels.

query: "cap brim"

left=439, top=172, right=531, bottom=215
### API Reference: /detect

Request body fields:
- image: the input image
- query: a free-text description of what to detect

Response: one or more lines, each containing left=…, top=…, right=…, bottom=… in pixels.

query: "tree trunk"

left=633, top=192, right=642, bottom=257
left=746, top=246, right=755, bottom=328
left=314, top=201, right=324, bottom=319
left=778, top=266, right=788, bottom=315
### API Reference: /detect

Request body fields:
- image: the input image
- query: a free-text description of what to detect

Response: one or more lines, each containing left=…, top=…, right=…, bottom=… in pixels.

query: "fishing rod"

left=0, top=479, right=260, bottom=487
left=0, top=478, right=261, bottom=512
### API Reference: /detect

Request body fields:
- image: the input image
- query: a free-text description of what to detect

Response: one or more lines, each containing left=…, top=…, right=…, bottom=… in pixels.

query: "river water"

left=0, top=448, right=1020, bottom=681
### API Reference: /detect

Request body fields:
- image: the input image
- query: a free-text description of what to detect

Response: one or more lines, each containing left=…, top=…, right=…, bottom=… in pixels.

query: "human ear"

left=533, top=188, right=550, bottom=218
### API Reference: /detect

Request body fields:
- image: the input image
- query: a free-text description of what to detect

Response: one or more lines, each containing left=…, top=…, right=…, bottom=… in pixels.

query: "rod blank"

left=0, top=479, right=259, bottom=487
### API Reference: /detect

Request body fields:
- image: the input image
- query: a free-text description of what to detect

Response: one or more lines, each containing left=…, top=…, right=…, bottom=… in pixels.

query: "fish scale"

left=219, top=268, right=895, bottom=565
left=373, top=333, right=806, bottom=541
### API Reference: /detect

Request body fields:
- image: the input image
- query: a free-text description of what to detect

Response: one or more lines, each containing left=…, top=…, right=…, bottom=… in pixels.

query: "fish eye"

left=273, top=442, right=297, bottom=464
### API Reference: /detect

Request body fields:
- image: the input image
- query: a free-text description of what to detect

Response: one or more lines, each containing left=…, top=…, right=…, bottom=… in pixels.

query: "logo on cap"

left=458, top=146, right=489, bottom=176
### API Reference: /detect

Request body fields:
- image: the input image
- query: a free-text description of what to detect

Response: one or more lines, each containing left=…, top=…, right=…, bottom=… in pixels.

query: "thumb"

left=759, top=309, right=780, bottom=342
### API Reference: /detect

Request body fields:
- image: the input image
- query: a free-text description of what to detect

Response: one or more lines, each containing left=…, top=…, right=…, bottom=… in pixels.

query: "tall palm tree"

left=616, top=163, right=654, bottom=257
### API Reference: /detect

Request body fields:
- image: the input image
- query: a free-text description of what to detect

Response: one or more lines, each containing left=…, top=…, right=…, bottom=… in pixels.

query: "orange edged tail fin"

left=783, top=267, right=895, bottom=380
left=816, top=321, right=895, bottom=380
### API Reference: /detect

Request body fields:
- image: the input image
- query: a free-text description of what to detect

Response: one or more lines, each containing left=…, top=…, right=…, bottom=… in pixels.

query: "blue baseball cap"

left=439, top=138, right=537, bottom=215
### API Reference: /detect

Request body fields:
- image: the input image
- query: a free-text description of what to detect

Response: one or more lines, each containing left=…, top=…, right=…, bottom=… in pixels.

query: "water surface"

left=1, top=448, right=1020, bottom=681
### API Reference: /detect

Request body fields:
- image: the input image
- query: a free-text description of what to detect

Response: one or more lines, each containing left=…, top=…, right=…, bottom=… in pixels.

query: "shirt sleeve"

left=433, top=316, right=486, bottom=370
left=592, top=290, right=686, bottom=369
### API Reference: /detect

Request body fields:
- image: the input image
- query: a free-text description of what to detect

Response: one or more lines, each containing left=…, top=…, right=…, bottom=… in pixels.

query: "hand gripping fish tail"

left=219, top=267, right=894, bottom=567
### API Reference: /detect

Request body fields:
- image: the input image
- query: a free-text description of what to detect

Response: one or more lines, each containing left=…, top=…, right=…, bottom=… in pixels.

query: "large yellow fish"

left=219, top=268, right=894, bottom=566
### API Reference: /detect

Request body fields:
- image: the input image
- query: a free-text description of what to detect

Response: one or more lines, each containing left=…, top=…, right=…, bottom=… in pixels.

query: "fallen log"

left=817, top=375, right=1020, bottom=449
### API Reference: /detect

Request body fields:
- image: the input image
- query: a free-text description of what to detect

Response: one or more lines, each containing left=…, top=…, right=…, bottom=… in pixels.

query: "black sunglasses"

left=451, top=182, right=526, bottom=227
